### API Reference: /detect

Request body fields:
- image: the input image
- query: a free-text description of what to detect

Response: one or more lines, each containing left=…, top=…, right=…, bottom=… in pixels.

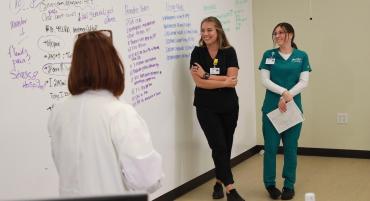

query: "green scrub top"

left=259, top=48, right=312, bottom=113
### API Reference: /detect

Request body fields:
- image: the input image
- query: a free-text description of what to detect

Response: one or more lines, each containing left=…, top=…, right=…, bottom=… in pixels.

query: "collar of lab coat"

left=84, top=89, right=115, bottom=97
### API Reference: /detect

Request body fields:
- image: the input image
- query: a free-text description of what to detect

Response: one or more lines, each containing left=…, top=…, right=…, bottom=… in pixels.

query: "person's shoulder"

left=191, top=45, right=202, bottom=54
left=222, top=46, right=237, bottom=54
left=264, top=48, right=277, bottom=54
left=261, top=48, right=277, bottom=57
left=110, top=100, right=146, bottom=128
left=120, top=100, right=136, bottom=112
left=192, top=45, right=206, bottom=50
left=223, top=46, right=235, bottom=51
left=293, top=48, right=308, bottom=57
left=113, top=99, right=140, bottom=117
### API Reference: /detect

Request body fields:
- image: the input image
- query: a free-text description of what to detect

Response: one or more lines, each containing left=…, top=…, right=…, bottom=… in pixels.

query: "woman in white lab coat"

left=48, top=30, right=163, bottom=197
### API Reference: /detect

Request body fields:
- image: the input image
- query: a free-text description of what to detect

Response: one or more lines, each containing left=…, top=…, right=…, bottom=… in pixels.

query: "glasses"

left=272, top=31, right=287, bottom=36
left=77, top=29, right=113, bottom=40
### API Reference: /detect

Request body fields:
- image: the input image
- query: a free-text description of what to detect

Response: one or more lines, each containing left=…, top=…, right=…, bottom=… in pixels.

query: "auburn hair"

left=68, top=30, right=125, bottom=97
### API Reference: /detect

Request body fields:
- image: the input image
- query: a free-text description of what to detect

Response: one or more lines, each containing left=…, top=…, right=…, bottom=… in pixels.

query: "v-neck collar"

left=206, top=46, right=219, bottom=60
left=279, top=51, right=292, bottom=61
left=275, top=48, right=295, bottom=62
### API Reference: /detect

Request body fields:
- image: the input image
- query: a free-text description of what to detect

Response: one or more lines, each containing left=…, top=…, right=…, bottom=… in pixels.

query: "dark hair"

left=272, top=22, right=298, bottom=49
left=198, top=16, right=231, bottom=49
left=68, top=30, right=125, bottom=97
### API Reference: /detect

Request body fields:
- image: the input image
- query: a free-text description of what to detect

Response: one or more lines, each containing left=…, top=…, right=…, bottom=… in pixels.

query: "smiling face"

left=272, top=26, right=292, bottom=47
left=201, top=21, right=218, bottom=47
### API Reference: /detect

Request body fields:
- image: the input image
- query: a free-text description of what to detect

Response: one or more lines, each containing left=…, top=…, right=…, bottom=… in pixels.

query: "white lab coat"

left=48, top=90, right=163, bottom=197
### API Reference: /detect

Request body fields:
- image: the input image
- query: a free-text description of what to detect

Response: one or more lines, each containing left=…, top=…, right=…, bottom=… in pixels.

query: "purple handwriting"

left=22, top=79, right=46, bottom=89
left=104, top=15, right=116, bottom=24
left=10, top=69, right=38, bottom=80
left=9, top=68, right=45, bottom=90
left=8, top=45, right=31, bottom=69
left=125, top=6, right=162, bottom=106
left=132, top=91, right=161, bottom=107
left=10, top=17, right=27, bottom=30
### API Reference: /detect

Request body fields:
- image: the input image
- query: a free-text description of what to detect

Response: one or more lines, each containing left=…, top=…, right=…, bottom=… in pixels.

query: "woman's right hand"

left=191, top=63, right=205, bottom=78
left=282, top=91, right=293, bottom=102
left=224, top=76, right=237, bottom=87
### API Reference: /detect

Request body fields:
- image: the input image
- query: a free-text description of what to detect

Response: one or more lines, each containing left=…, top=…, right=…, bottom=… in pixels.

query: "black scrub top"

left=190, top=46, right=239, bottom=113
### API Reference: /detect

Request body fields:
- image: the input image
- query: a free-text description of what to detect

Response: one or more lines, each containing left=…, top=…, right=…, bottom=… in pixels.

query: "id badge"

left=210, top=67, right=220, bottom=75
left=265, top=58, right=275, bottom=64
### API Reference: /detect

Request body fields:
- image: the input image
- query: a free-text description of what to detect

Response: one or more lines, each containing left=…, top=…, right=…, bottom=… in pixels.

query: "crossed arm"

left=260, top=69, right=309, bottom=112
left=190, top=62, right=239, bottom=89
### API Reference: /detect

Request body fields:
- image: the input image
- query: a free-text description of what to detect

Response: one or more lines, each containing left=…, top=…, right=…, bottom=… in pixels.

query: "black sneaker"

left=281, top=187, right=295, bottom=200
left=212, top=183, right=224, bottom=199
left=226, top=189, right=245, bottom=201
left=266, top=185, right=281, bottom=200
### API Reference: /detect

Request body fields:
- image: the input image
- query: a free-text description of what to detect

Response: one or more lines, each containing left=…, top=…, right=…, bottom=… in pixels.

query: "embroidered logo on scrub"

left=291, top=58, right=302, bottom=63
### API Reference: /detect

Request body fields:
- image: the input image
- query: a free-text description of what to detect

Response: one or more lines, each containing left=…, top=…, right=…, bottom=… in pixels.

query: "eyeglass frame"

left=272, top=31, right=287, bottom=37
left=77, top=29, right=113, bottom=40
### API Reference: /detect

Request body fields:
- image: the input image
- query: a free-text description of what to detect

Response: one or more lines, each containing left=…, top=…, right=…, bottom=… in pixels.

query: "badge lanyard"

left=265, top=51, right=275, bottom=64
left=210, top=58, right=220, bottom=75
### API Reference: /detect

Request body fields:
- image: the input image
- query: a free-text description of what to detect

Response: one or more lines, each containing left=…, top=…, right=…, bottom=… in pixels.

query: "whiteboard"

left=0, top=0, right=255, bottom=200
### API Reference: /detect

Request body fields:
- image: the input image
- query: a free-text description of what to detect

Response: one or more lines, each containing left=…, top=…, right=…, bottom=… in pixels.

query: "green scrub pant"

left=262, top=113, right=302, bottom=189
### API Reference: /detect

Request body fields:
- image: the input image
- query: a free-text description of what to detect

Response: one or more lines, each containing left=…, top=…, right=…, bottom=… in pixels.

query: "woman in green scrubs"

left=258, top=22, right=312, bottom=200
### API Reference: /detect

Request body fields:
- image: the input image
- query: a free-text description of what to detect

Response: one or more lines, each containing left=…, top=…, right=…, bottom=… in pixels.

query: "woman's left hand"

left=278, top=98, right=287, bottom=112
left=282, top=91, right=293, bottom=102
left=191, top=62, right=206, bottom=78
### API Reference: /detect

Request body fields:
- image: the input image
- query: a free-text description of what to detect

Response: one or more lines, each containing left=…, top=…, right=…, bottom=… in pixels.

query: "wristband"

left=203, top=72, right=210, bottom=80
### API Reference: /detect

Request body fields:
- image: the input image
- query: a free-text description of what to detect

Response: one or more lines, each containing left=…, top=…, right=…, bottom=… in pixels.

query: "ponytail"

left=292, top=42, right=298, bottom=49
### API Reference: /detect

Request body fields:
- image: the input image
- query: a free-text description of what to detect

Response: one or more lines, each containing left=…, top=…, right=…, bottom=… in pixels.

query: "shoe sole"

left=212, top=194, right=224, bottom=199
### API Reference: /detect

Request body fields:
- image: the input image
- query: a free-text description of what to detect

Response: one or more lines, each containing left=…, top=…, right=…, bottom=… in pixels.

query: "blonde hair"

left=198, top=16, right=231, bottom=49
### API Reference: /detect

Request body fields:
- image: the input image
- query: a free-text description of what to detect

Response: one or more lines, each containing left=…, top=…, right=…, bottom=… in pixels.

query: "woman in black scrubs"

left=190, top=16, right=244, bottom=201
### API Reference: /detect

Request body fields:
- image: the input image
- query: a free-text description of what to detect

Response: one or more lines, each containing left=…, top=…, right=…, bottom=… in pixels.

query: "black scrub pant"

left=196, top=107, right=239, bottom=186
